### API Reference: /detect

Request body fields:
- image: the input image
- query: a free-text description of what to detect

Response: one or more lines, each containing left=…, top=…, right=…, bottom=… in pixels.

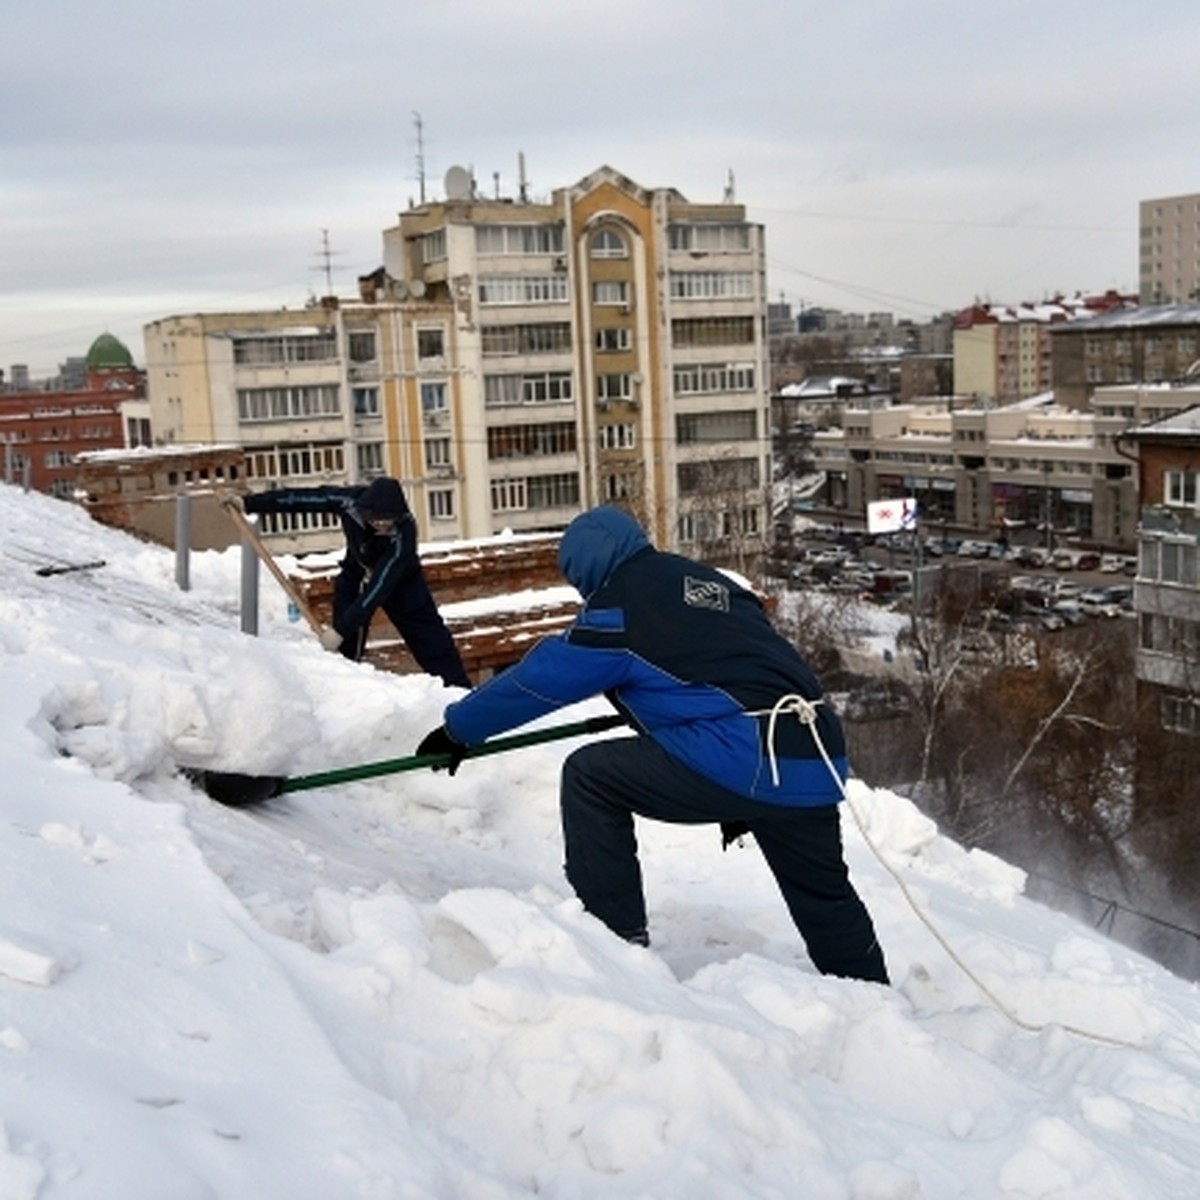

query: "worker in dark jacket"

left=417, top=505, right=887, bottom=983
left=243, top=477, right=470, bottom=689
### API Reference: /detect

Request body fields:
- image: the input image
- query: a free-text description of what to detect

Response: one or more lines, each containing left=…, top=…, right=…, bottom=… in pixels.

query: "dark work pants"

left=560, top=736, right=888, bottom=984
left=334, top=570, right=470, bottom=688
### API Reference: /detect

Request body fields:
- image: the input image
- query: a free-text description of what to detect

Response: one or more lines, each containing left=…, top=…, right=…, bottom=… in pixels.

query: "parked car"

left=1050, top=599, right=1086, bottom=626
left=1013, top=546, right=1049, bottom=568
left=957, top=539, right=992, bottom=558
left=1078, top=588, right=1121, bottom=618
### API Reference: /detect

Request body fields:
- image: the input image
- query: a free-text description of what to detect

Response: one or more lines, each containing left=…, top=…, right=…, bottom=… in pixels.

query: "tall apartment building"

left=1140, top=191, right=1200, bottom=305
left=144, top=165, right=770, bottom=564
left=382, top=163, right=769, bottom=560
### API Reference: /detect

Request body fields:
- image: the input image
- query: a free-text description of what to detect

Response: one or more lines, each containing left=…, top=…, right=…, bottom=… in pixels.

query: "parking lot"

left=767, top=525, right=1137, bottom=630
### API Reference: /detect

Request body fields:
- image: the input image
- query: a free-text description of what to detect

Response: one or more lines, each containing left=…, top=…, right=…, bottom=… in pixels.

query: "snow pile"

left=2, top=482, right=1199, bottom=1199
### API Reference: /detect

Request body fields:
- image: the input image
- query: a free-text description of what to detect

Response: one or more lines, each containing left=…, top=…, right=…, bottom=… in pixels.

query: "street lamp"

left=1042, top=461, right=1055, bottom=555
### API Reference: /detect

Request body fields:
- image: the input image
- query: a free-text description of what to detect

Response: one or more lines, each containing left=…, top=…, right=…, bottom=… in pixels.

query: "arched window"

left=591, top=228, right=627, bottom=259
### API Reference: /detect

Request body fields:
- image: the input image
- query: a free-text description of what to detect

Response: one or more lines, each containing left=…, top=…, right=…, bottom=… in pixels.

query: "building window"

left=671, top=316, right=755, bottom=348
left=232, top=333, right=337, bottom=365
left=599, top=423, right=636, bottom=451
left=591, top=228, right=627, bottom=258
left=420, top=382, right=448, bottom=413
left=592, top=281, right=629, bottom=306
left=487, top=422, right=576, bottom=460
left=673, top=362, right=756, bottom=394
left=417, top=328, right=445, bottom=359
left=1162, top=694, right=1200, bottom=736
left=602, top=472, right=638, bottom=500
left=237, top=385, right=340, bottom=422
left=357, top=442, right=383, bottom=476
left=347, top=330, right=376, bottom=362
left=422, top=228, right=447, bottom=263
left=484, top=372, right=573, bottom=407
left=352, top=386, right=379, bottom=416
left=481, top=323, right=572, bottom=356
left=1164, top=469, right=1198, bottom=508
left=491, top=479, right=527, bottom=512
left=669, top=271, right=755, bottom=300
left=676, top=410, right=757, bottom=443
left=479, top=275, right=569, bottom=305
left=476, top=224, right=564, bottom=255
left=668, top=223, right=751, bottom=252
left=596, top=328, right=632, bottom=353
left=597, top=374, right=631, bottom=402
left=425, top=438, right=452, bottom=470
left=428, top=488, right=455, bottom=521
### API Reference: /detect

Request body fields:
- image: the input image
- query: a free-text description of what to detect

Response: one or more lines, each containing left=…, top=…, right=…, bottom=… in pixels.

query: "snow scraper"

left=189, top=713, right=627, bottom=806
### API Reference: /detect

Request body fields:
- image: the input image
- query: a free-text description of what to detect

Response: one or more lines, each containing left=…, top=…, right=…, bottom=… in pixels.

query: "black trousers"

left=334, top=570, right=470, bottom=688
left=560, top=735, right=888, bottom=984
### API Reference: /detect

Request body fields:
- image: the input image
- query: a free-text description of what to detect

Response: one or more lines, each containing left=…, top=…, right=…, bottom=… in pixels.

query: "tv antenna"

left=414, top=111, right=426, bottom=204
left=313, top=228, right=344, bottom=297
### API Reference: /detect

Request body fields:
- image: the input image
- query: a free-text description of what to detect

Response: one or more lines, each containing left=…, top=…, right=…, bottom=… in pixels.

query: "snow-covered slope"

left=2, top=482, right=1199, bottom=1199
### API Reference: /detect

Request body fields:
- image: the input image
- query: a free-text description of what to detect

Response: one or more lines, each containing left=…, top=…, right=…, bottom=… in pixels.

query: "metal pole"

left=240, top=534, right=259, bottom=636
left=174, top=493, right=191, bottom=591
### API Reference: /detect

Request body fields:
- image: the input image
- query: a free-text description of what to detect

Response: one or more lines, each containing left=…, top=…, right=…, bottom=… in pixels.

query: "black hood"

left=356, top=477, right=410, bottom=517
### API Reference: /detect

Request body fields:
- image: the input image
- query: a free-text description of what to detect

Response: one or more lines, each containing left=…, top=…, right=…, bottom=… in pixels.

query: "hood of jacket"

left=355, top=477, right=410, bottom=517
left=557, top=506, right=651, bottom=599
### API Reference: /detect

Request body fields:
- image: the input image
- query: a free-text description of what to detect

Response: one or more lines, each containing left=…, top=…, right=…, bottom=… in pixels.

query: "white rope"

left=753, top=693, right=1144, bottom=1050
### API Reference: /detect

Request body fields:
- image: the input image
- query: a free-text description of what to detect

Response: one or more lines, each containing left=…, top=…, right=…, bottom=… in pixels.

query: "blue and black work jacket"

left=242, top=480, right=418, bottom=640
left=444, top=506, right=848, bottom=806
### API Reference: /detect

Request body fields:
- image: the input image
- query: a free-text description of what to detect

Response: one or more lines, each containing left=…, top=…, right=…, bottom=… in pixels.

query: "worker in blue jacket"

left=243, top=477, right=470, bottom=689
left=417, top=505, right=887, bottom=984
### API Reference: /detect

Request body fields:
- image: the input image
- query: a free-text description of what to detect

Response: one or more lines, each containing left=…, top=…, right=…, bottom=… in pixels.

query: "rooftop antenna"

left=414, top=111, right=426, bottom=204
left=518, top=151, right=528, bottom=203
left=314, top=228, right=344, bottom=297
left=723, top=168, right=736, bottom=203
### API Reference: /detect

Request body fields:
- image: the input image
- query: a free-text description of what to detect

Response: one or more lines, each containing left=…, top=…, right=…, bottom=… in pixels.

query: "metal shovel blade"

left=181, top=768, right=285, bottom=807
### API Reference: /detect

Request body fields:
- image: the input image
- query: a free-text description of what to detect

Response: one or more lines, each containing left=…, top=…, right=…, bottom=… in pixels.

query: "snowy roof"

left=1051, top=303, right=1200, bottom=333
left=1127, top=402, right=1200, bottom=437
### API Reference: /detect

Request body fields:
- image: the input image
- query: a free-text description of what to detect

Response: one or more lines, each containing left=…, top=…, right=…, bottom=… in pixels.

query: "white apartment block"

left=1140, top=191, right=1200, bottom=305
left=143, top=166, right=770, bottom=564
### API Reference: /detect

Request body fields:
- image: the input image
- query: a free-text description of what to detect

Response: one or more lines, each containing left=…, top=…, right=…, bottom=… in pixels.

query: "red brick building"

left=0, top=333, right=143, bottom=497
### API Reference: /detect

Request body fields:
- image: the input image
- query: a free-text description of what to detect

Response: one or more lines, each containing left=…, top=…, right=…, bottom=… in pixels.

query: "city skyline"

left=4, top=0, right=1199, bottom=375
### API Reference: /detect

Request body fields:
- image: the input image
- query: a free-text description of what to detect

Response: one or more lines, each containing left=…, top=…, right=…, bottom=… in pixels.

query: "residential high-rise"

left=1140, top=191, right=1200, bottom=305
left=382, top=164, right=770, bottom=562
left=144, top=165, right=771, bottom=568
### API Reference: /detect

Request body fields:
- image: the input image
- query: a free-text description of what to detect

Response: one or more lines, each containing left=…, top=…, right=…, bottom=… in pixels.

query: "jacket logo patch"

left=684, top=575, right=729, bottom=612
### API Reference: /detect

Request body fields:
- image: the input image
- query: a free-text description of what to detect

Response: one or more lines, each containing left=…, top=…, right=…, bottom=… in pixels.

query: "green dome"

left=86, top=332, right=134, bottom=370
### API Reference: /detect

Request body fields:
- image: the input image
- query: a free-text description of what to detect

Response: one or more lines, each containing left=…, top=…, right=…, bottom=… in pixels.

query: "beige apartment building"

left=144, top=165, right=770, bottom=564
left=1140, top=191, right=1200, bottom=305
left=951, top=293, right=1134, bottom=407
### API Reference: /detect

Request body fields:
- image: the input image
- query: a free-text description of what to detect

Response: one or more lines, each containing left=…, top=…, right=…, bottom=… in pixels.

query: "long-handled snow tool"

left=220, top=497, right=326, bottom=638
left=188, top=713, right=628, bottom=807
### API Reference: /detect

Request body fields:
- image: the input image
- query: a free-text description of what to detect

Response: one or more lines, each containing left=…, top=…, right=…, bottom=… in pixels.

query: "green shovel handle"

left=277, top=713, right=627, bottom=795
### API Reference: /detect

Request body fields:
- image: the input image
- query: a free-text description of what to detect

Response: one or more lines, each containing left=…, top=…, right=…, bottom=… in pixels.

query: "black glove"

left=416, top=725, right=468, bottom=776
left=721, top=821, right=752, bottom=851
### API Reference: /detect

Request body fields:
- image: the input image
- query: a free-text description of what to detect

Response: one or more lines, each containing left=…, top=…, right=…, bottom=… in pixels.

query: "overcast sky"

left=4, top=0, right=1199, bottom=377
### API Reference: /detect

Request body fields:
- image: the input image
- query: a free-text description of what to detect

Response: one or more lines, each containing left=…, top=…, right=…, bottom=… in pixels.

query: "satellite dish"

left=444, top=165, right=472, bottom=201
left=393, top=280, right=408, bottom=300
left=409, top=278, right=427, bottom=299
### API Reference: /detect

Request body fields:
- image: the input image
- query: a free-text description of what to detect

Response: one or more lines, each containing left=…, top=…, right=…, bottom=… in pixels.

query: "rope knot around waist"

left=747, top=693, right=828, bottom=788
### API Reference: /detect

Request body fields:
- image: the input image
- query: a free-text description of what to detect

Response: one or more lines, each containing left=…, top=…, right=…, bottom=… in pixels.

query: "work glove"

left=318, top=626, right=344, bottom=652
left=721, top=820, right=752, bottom=851
left=416, top=725, right=468, bottom=776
